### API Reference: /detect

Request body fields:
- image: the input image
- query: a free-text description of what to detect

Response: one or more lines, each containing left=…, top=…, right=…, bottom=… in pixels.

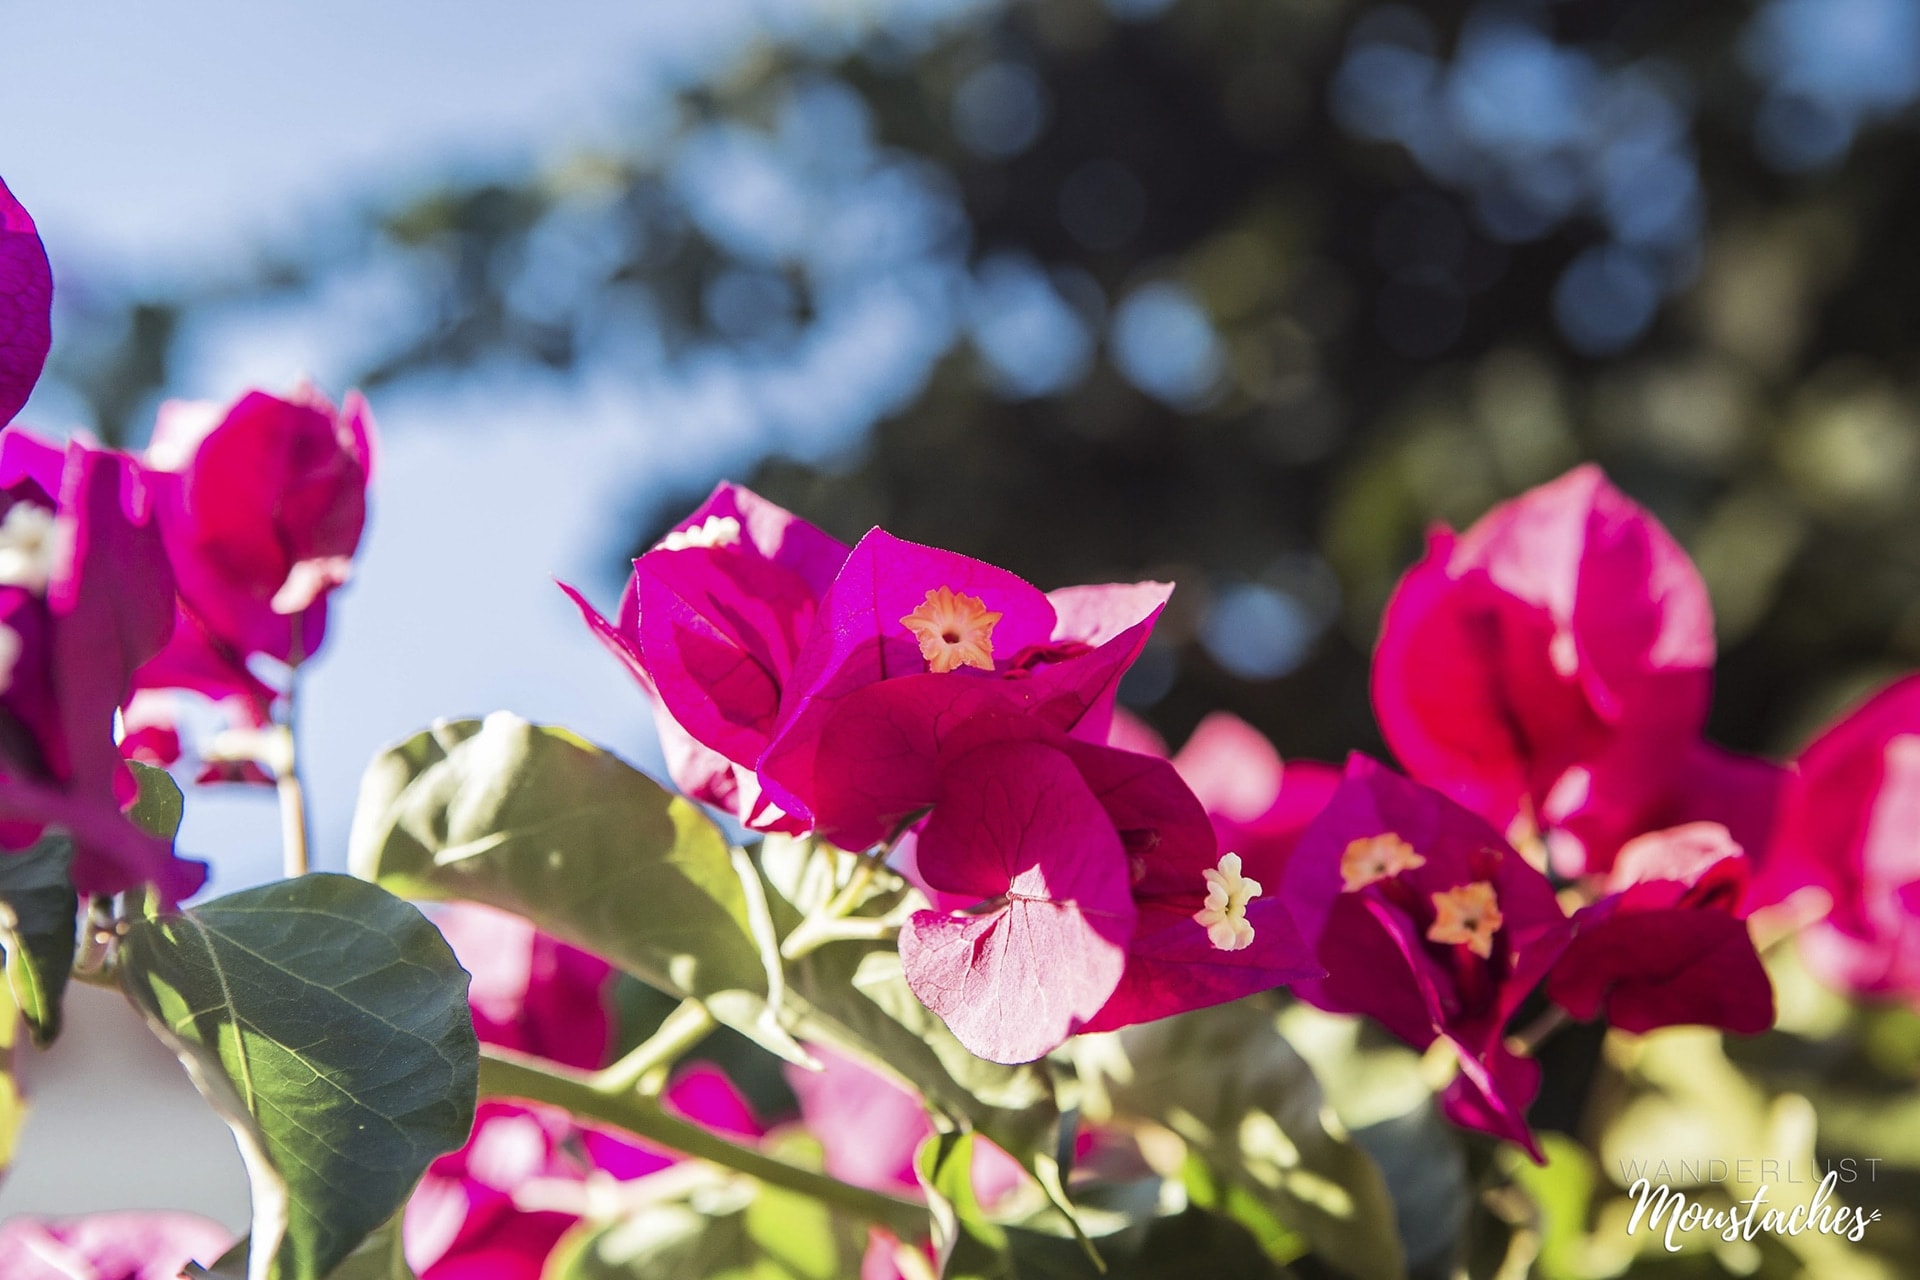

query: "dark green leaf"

left=0, top=833, right=76, bottom=1045
left=348, top=714, right=799, bottom=1060
left=120, top=873, right=477, bottom=1280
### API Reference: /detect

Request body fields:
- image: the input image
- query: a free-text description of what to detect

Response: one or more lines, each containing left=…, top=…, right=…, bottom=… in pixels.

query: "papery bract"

left=0, top=177, right=53, bottom=430
left=760, top=529, right=1169, bottom=845
left=563, top=482, right=850, bottom=829
left=1762, top=674, right=1920, bottom=1000
left=896, top=735, right=1136, bottom=1063
left=1372, top=465, right=1725, bottom=876
left=0, top=427, right=201, bottom=901
left=433, top=901, right=613, bottom=1071
left=1284, top=755, right=1571, bottom=1157
left=0, top=1211, right=233, bottom=1280
left=815, top=685, right=1311, bottom=1059
left=133, top=386, right=375, bottom=762
left=1547, top=822, right=1773, bottom=1034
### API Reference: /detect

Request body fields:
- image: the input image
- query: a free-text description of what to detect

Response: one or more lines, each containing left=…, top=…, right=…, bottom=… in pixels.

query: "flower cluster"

left=0, top=174, right=373, bottom=902
left=1284, top=465, right=1780, bottom=1156
left=567, top=483, right=1321, bottom=1063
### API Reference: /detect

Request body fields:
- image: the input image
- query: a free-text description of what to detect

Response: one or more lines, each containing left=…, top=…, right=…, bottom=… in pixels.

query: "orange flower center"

left=1339, top=832, right=1426, bottom=892
left=901, top=586, right=1002, bottom=674
left=1427, top=882, right=1503, bottom=959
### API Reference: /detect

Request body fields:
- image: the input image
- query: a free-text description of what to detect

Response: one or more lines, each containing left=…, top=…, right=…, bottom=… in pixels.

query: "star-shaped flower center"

left=901, top=586, right=1002, bottom=674
left=1427, top=881, right=1503, bottom=958
left=656, top=514, right=742, bottom=552
left=1339, top=832, right=1427, bottom=892
left=1194, top=852, right=1261, bottom=951
left=0, top=502, right=57, bottom=595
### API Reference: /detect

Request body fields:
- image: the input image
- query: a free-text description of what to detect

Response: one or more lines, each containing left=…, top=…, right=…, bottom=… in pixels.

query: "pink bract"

left=1547, top=822, right=1773, bottom=1034
left=0, top=176, right=53, bottom=429
left=434, top=902, right=614, bottom=1071
left=0, top=1211, right=233, bottom=1280
left=816, top=690, right=1312, bottom=1059
left=1764, top=674, right=1920, bottom=1000
left=0, top=427, right=201, bottom=901
left=135, top=387, right=375, bottom=735
left=756, top=527, right=1169, bottom=834
left=1372, top=465, right=1723, bottom=876
left=563, top=482, right=850, bottom=830
left=1283, top=755, right=1572, bottom=1158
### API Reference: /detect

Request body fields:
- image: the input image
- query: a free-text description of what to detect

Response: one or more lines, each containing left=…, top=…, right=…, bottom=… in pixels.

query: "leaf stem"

left=479, top=1046, right=929, bottom=1237
left=1509, top=1005, right=1573, bottom=1058
left=593, top=996, right=716, bottom=1095
left=278, top=682, right=310, bottom=879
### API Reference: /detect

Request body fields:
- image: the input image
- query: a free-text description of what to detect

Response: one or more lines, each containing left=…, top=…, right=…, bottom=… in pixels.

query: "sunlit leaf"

left=1077, top=1003, right=1405, bottom=1280
left=348, top=713, right=802, bottom=1062
left=0, top=833, right=76, bottom=1045
left=119, top=873, right=477, bottom=1280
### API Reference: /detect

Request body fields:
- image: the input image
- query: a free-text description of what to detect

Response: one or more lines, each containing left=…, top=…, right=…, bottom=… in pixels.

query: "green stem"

left=480, top=1046, right=929, bottom=1237
left=593, top=996, right=715, bottom=1094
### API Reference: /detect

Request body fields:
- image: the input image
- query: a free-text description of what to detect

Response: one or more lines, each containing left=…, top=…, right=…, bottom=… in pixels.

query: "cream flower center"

left=1339, top=832, right=1426, bottom=892
left=1194, top=852, right=1261, bottom=952
left=1427, top=881, right=1503, bottom=958
left=901, top=586, right=1002, bottom=674
left=0, top=503, right=58, bottom=594
left=657, top=514, right=742, bottom=552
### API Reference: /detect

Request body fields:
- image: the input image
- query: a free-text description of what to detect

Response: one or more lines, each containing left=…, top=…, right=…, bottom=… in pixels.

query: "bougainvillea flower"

left=1284, top=755, right=1572, bottom=1157
left=0, top=427, right=201, bottom=901
left=897, top=734, right=1137, bottom=1062
left=563, top=482, right=850, bottom=829
left=1760, top=674, right=1920, bottom=1000
left=405, top=1100, right=582, bottom=1280
left=434, top=902, right=613, bottom=1071
left=757, top=527, right=1170, bottom=839
left=0, top=1211, right=233, bottom=1280
left=1372, top=465, right=1727, bottom=877
left=1547, top=822, right=1773, bottom=1034
left=810, top=686, right=1313, bottom=1059
left=132, top=386, right=374, bottom=766
left=0, top=177, right=53, bottom=430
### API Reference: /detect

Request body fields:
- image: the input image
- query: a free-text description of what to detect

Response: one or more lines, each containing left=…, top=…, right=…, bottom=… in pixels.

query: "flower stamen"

left=1340, top=832, right=1426, bottom=892
left=901, top=586, right=1001, bottom=674
left=1194, top=852, right=1261, bottom=951
left=0, top=502, right=58, bottom=595
left=656, top=514, right=742, bottom=552
left=1427, top=882, right=1503, bottom=958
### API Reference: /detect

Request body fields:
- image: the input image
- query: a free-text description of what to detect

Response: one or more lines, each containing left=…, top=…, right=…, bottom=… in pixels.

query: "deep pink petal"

left=899, top=739, right=1134, bottom=1062
left=0, top=177, right=52, bottom=429
left=1373, top=467, right=1716, bottom=870
left=635, top=543, right=820, bottom=765
left=758, top=530, right=1056, bottom=823
left=1548, top=905, right=1772, bottom=1035
left=435, top=902, right=613, bottom=1070
left=1441, top=1044, right=1544, bottom=1161
left=1171, top=711, right=1284, bottom=825
left=673, top=481, right=851, bottom=598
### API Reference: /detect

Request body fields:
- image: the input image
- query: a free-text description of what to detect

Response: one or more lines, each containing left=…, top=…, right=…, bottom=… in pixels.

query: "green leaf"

left=126, top=759, right=185, bottom=840
left=1077, top=1003, right=1405, bottom=1280
left=118, top=873, right=478, bottom=1280
left=0, top=833, right=76, bottom=1045
left=348, top=714, right=798, bottom=1060
left=543, top=1157, right=866, bottom=1280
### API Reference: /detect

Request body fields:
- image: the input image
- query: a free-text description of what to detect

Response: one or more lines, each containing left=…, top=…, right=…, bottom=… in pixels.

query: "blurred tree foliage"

left=59, top=0, right=1920, bottom=772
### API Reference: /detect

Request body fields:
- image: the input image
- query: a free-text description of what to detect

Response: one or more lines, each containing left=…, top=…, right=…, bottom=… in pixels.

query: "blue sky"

left=0, top=0, right=797, bottom=1223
